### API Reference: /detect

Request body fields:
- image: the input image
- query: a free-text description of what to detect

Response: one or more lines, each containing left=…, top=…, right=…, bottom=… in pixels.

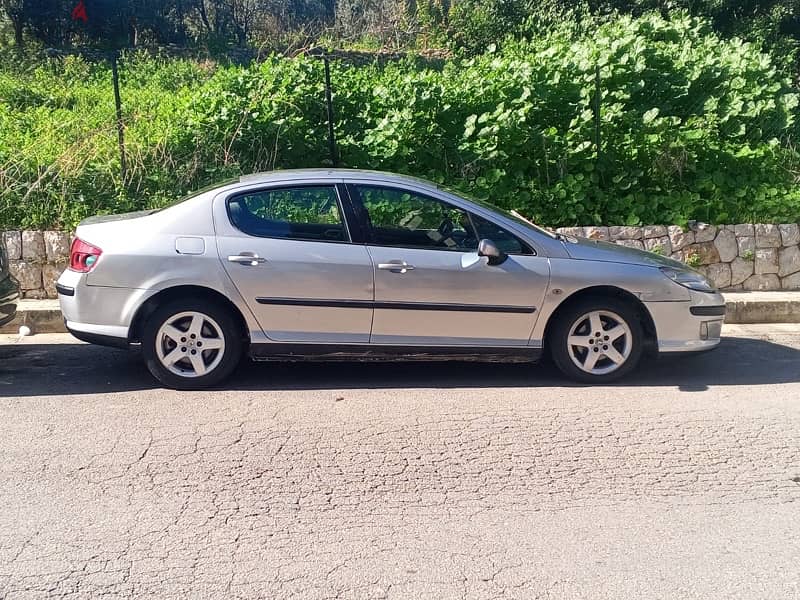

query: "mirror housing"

left=477, top=238, right=507, bottom=266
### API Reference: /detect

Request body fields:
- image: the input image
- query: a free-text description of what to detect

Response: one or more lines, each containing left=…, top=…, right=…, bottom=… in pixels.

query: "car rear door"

left=345, top=183, right=550, bottom=346
left=214, top=181, right=374, bottom=343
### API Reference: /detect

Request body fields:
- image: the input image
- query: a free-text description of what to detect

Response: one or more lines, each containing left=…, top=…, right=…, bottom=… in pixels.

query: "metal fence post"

left=323, top=56, right=338, bottom=167
left=110, top=52, right=127, bottom=182
left=593, top=63, right=601, bottom=162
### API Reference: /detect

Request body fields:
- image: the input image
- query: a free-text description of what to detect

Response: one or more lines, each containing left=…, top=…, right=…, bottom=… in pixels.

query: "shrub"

left=336, top=13, right=800, bottom=226
left=0, top=13, right=798, bottom=231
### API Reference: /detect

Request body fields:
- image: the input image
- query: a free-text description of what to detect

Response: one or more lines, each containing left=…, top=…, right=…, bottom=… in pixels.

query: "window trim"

left=336, top=182, right=368, bottom=244
left=345, top=183, right=534, bottom=255
left=468, top=211, right=535, bottom=256
left=346, top=183, right=479, bottom=253
left=225, top=183, right=353, bottom=244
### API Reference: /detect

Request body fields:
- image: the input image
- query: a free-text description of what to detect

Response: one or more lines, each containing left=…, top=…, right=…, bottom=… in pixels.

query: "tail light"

left=69, top=238, right=103, bottom=273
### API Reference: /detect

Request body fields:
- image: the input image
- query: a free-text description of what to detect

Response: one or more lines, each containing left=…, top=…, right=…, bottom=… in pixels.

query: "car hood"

left=563, top=236, right=685, bottom=269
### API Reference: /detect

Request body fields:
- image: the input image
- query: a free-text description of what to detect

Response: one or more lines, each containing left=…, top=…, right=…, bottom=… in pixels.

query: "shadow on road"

left=1, top=335, right=798, bottom=397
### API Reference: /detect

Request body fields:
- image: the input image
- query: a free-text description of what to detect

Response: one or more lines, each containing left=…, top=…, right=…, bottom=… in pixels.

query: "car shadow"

left=0, top=335, right=798, bottom=397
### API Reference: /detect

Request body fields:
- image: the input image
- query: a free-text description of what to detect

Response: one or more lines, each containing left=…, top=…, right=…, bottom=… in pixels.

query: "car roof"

left=238, top=169, right=440, bottom=191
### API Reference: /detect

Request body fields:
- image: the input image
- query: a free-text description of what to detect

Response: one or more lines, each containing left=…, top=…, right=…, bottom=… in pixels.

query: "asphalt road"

left=1, top=325, right=799, bottom=599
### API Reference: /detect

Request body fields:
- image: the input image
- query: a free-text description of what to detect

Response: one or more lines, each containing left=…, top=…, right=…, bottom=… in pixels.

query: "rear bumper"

left=57, top=268, right=154, bottom=343
left=0, top=274, right=20, bottom=327
left=66, top=321, right=131, bottom=349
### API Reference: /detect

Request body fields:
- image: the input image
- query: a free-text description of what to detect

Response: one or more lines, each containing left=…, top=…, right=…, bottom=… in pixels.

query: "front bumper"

left=0, top=274, right=20, bottom=327
left=645, top=290, right=725, bottom=353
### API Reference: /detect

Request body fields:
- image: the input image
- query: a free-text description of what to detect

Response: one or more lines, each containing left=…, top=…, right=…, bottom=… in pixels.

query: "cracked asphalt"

left=1, top=324, right=799, bottom=599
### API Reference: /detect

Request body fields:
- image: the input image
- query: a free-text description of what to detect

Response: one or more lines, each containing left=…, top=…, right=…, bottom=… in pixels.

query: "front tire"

left=142, top=299, right=243, bottom=390
left=549, top=297, right=644, bottom=383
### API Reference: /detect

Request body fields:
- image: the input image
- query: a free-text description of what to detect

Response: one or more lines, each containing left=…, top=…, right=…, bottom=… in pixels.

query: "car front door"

left=346, top=183, right=550, bottom=346
left=215, top=182, right=374, bottom=343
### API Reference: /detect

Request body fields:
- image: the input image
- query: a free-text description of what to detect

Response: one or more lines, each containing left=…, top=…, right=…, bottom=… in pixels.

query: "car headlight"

left=660, top=267, right=716, bottom=292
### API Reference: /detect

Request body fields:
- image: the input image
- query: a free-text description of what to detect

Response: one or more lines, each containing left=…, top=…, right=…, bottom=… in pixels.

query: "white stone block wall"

left=2, top=231, right=70, bottom=298
left=3, top=224, right=800, bottom=296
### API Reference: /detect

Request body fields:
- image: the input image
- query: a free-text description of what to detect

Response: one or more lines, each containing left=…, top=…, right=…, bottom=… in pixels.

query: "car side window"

left=228, top=185, right=347, bottom=242
left=352, top=185, right=478, bottom=251
left=470, top=213, right=534, bottom=255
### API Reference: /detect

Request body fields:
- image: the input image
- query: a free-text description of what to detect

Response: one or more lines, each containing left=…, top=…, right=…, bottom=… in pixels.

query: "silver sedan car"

left=57, top=169, right=725, bottom=389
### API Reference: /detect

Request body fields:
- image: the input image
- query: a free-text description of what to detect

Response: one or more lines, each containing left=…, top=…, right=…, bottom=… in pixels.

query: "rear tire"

left=142, top=298, right=243, bottom=390
left=549, top=297, right=644, bottom=384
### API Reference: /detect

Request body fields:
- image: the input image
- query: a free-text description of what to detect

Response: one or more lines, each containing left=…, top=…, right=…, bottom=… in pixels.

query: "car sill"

left=250, top=343, right=542, bottom=363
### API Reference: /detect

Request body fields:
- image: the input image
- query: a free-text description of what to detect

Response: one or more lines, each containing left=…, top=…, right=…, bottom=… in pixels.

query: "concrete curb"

left=723, top=292, right=800, bottom=324
left=1, top=300, right=65, bottom=334
left=2, top=292, right=799, bottom=337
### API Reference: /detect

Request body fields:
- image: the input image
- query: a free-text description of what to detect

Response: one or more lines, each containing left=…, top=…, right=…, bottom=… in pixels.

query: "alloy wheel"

left=155, top=311, right=226, bottom=378
left=566, top=310, right=633, bottom=376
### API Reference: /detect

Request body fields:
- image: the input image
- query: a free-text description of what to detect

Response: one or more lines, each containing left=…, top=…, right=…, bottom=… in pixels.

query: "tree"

left=1, top=0, right=26, bottom=47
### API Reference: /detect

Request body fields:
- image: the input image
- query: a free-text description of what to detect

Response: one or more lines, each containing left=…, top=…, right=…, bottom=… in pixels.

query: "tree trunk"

left=128, top=17, right=138, bottom=47
left=12, top=15, right=24, bottom=49
left=196, top=0, right=211, bottom=33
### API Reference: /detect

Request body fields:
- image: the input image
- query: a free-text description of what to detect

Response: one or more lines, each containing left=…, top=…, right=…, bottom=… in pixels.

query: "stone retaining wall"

left=2, top=231, right=70, bottom=299
left=3, top=223, right=800, bottom=297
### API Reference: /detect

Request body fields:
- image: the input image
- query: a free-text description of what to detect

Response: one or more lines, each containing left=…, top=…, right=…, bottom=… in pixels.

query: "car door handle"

left=378, top=261, right=415, bottom=273
left=228, top=253, right=266, bottom=266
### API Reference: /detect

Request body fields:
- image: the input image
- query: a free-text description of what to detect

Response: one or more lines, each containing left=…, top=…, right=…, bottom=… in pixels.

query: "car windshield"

left=443, top=186, right=558, bottom=239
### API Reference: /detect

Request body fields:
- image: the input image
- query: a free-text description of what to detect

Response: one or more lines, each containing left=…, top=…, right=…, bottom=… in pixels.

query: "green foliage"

left=1, top=13, right=799, bottom=230
left=0, top=52, right=213, bottom=228
left=337, top=13, right=800, bottom=227
left=685, top=251, right=701, bottom=267
left=447, top=0, right=530, bottom=55
left=446, top=0, right=591, bottom=56
left=593, top=0, right=800, bottom=71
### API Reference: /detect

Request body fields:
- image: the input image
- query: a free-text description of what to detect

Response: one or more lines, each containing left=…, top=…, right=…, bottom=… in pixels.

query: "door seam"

left=365, top=245, right=377, bottom=342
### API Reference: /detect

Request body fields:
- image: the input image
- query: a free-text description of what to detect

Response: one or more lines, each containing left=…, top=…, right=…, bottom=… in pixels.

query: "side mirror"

left=477, top=238, right=507, bottom=266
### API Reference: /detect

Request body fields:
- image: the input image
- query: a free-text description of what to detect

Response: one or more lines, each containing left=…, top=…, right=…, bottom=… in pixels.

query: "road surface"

left=1, top=325, right=799, bottom=599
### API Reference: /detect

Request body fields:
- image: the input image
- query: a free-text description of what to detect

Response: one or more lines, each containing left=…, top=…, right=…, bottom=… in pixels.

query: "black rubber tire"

left=549, top=296, right=644, bottom=384
left=141, top=298, right=244, bottom=390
